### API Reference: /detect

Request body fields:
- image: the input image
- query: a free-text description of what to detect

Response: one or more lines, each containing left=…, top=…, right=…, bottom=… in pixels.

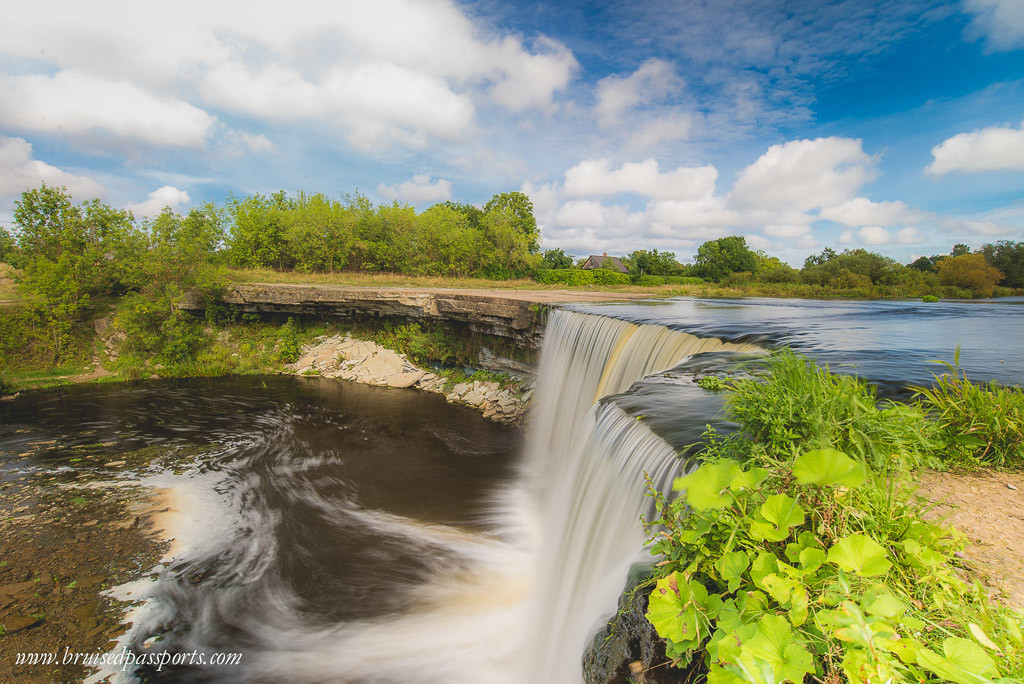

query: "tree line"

left=2, top=184, right=1022, bottom=367
left=542, top=236, right=1024, bottom=297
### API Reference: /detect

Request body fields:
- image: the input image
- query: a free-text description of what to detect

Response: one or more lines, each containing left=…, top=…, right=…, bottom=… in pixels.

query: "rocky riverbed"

left=289, top=333, right=533, bottom=424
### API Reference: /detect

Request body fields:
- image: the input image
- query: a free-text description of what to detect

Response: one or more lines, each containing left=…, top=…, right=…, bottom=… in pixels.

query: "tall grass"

left=727, top=350, right=938, bottom=469
left=915, top=360, right=1024, bottom=467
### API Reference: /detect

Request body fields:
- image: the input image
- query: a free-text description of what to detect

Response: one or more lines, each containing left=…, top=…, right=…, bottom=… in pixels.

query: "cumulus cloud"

left=965, top=0, right=1024, bottom=50
left=0, top=134, right=105, bottom=199
left=563, top=159, right=717, bottom=200
left=595, top=59, right=681, bottom=126
left=0, top=71, right=217, bottom=148
left=729, top=137, right=876, bottom=211
left=0, top=0, right=577, bottom=153
left=626, top=112, right=694, bottom=151
left=378, top=174, right=453, bottom=204
left=126, top=186, right=191, bottom=218
left=818, top=197, right=926, bottom=227
left=926, top=120, right=1024, bottom=174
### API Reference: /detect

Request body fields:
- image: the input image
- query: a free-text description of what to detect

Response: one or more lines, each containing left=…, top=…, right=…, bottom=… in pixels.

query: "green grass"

left=915, top=365, right=1024, bottom=468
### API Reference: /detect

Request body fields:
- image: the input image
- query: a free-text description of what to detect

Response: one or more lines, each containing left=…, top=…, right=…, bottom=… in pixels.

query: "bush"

left=590, top=269, right=631, bottom=285
left=534, top=268, right=595, bottom=286
left=922, top=294, right=939, bottom=303
left=277, top=317, right=301, bottom=363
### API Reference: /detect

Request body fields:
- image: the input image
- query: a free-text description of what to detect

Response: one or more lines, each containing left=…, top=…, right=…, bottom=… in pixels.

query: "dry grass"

left=0, top=263, right=19, bottom=302
left=225, top=267, right=713, bottom=296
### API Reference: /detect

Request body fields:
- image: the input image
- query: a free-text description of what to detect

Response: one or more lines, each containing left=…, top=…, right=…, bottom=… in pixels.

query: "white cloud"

left=563, top=159, right=717, bottom=200
left=626, top=112, right=693, bottom=151
left=595, top=59, right=682, bottom=127
left=0, top=0, right=577, bottom=153
left=0, top=71, right=216, bottom=148
left=926, top=119, right=1024, bottom=174
left=378, top=174, right=453, bottom=204
left=965, top=0, right=1024, bottom=50
left=895, top=227, right=924, bottom=244
left=763, top=224, right=811, bottom=239
left=127, top=186, right=192, bottom=218
left=857, top=226, right=891, bottom=245
left=818, top=197, right=926, bottom=227
left=729, top=137, right=875, bottom=212
left=222, top=130, right=278, bottom=157
left=0, top=134, right=105, bottom=199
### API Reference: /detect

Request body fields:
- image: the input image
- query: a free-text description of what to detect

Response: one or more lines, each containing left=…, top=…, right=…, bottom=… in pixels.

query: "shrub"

left=922, top=294, right=939, bottom=303
left=278, top=317, right=301, bottom=363
left=534, top=268, right=595, bottom=286
left=590, top=269, right=631, bottom=285
left=937, top=254, right=1003, bottom=297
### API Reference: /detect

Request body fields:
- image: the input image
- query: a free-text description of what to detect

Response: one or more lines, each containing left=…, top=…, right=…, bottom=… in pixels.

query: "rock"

left=385, top=371, right=425, bottom=388
left=451, top=383, right=470, bottom=397
left=462, top=391, right=486, bottom=407
left=94, top=317, right=111, bottom=335
left=362, top=350, right=406, bottom=380
left=522, top=389, right=535, bottom=403
left=3, top=615, right=41, bottom=633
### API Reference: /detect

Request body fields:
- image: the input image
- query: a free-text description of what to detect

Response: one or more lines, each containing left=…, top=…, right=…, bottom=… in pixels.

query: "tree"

left=483, top=192, right=539, bottom=254
left=980, top=240, right=1024, bottom=288
left=433, top=201, right=484, bottom=230
left=12, top=184, right=140, bottom=359
left=937, top=253, right=1003, bottom=297
left=542, top=248, right=574, bottom=269
left=0, top=226, right=16, bottom=265
left=951, top=243, right=970, bottom=257
left=624, top=249, right=680, bottom=276
left=694, top=236, right=757, bottom=282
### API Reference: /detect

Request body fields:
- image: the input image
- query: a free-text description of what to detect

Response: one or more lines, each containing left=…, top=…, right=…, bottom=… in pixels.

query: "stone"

left=522, top=389, right=535, bottom=403
left=462, top=391, right=486, bottom=407
left=451, top=383, right=470, bottom=396
left=385, top=371, right=425, bottom=389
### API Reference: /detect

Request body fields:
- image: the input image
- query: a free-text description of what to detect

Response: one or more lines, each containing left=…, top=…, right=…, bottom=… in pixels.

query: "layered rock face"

left=288, top=334, right=531, bottom=424
left=182, top=284, right=549, bottom=349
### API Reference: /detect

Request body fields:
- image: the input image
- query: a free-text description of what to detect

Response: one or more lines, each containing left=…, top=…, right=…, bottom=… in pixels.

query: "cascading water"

left=89, top=309, right=759, bottom=684
left=520, top=310, right=760, bottom=683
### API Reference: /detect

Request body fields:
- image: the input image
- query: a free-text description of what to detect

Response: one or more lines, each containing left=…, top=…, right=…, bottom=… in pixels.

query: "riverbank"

left=0, top=441, right=191, bottom=682
left=616, top=352, right=1024, bottom=684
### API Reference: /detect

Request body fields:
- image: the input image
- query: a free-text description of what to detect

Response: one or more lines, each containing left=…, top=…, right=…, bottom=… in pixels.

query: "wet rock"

left=3, top=615, right=41, bottom=633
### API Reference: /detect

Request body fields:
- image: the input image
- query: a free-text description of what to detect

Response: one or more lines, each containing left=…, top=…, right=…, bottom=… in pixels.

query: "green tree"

left=951, top=243, right=970, bottom=257
left=483, top=192, right=539, bottom=254
left=478, top=206, right=540, bottom=278
left=624, top=249, right=680, bottom=276
left=433, top=201, right=484, bottom=230
left=281, top=192, right=355, bottom=272
left=225, top=192, right=294, bottom=269
left=0, top=226, right=16, bottom=265
left=542, top=248, right=575, bottom=269
left=693, top=236, right=757, bottom=282
left=980, top=240, right=1024, bottom=288
left=12, top=184, right=140, bottom=359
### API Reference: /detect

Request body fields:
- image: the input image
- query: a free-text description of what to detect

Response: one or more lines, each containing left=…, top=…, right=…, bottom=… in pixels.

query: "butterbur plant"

left=644, top=448, right=1024, bottom=683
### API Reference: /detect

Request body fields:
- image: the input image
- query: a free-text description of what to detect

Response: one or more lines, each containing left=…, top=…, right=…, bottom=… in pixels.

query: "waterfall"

left=92, top=308, right=760, bottom=684
left=522, top=309, right=760, bottom=683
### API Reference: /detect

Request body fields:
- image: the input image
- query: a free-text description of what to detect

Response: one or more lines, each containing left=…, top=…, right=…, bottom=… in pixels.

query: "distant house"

left=581, top=252, right=627, bottom=273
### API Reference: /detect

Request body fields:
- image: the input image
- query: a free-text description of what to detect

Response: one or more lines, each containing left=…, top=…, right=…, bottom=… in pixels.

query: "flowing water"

left=3, top=298, right=1024, bottom=683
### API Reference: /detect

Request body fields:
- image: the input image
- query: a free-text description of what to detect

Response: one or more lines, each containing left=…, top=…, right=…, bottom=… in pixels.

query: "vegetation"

left=644, top=352, right=1024, bottom=683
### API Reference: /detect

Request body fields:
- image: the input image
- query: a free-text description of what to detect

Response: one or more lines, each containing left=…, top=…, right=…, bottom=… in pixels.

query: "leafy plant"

left=645, top=450, right=1024, bottom=683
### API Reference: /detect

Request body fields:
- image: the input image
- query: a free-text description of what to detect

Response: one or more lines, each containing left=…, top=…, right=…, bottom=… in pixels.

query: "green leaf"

left=792, top=448, right=866, bottom=488
left=715, top=551, right=750, bottom=593
left=645, top=572, right=710, bottom=652
left=750, top=494, right=805, bottom=542
left=865, top=593, right=905, bottom=619
left=827, top=534, right=892, bottom=577
left=917, top=637, right=998, bottom=684
left=798, top=547, right=826, bottom=574
left=674, top=462, right=741, bottom=510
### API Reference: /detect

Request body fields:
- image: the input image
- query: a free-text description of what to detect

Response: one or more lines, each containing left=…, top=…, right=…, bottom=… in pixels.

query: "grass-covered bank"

left=638, top=352, right=1024, bottom=683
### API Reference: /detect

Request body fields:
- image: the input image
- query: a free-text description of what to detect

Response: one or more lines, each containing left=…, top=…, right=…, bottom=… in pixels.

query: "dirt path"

left=916, top=469, right=1024, bottom=611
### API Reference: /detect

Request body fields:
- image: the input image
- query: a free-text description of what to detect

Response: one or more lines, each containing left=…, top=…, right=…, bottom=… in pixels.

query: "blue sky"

left=0, top=0, right=1021, bottom=265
